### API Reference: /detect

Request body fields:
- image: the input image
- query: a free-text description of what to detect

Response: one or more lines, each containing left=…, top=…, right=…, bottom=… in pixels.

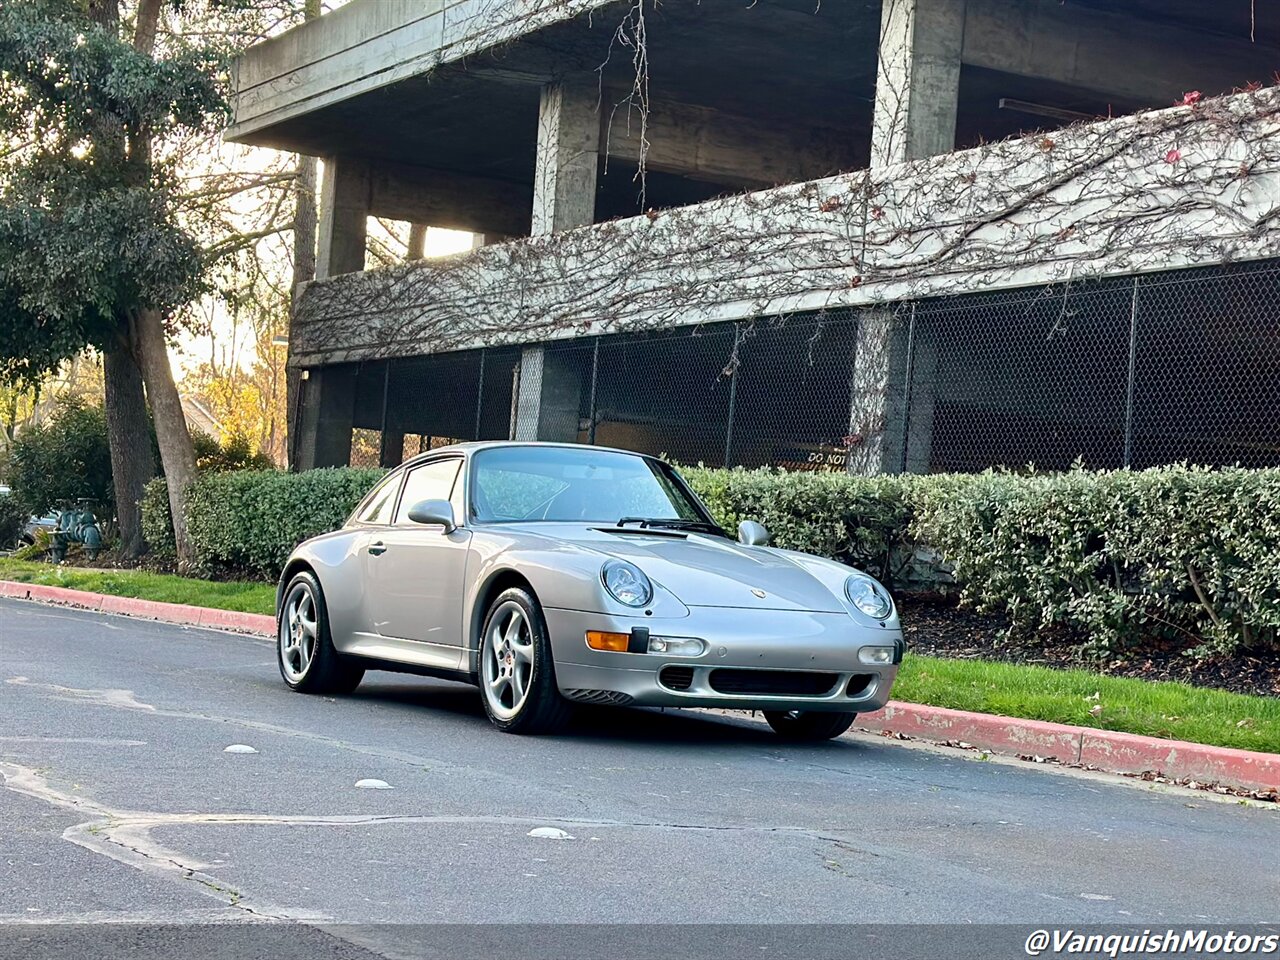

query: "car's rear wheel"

left=764, top=710, right=856, bottom=742
left=479, top=588, right=572, bottom=734
left=277, top=571, right=364, bottom=695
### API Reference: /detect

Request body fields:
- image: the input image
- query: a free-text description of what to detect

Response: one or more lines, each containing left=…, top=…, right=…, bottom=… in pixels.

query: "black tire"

left=478, top=587, right=572, bottom=734
left=277, top=570, right=364, bottom=695
left=764, top=710, right=856, bottom=742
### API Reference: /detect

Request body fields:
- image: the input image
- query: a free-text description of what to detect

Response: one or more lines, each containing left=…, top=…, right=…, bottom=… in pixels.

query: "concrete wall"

left=289, top=87, right=1280, bottom=368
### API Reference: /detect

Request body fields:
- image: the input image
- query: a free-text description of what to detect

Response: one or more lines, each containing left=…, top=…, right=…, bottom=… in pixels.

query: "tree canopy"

left=0, top=0, right=226, bottom=384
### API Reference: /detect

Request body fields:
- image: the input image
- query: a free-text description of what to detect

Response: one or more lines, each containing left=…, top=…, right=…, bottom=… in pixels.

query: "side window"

left=394, top=459, right=463, bottom=525
left=353, top=474, right=401, bottom=526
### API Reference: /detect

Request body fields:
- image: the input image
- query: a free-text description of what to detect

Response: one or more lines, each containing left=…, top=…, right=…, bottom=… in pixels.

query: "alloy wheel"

left=280, top=581, right=319, bottom=684
left=482, top=600, right=536, bottom=721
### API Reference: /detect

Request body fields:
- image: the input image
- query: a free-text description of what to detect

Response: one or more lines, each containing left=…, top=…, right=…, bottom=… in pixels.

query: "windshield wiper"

left=615, top=517, right=729, bottom=538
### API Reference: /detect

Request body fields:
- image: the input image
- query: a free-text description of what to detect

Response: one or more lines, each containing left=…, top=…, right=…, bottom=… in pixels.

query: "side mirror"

left=407, top=498, right=457, bottom=533
left=738, top=520, right=770, bottom=546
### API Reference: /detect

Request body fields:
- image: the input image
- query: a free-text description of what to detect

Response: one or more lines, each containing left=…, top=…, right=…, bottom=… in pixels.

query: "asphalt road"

left=1, top=597, right=1277, bottom=956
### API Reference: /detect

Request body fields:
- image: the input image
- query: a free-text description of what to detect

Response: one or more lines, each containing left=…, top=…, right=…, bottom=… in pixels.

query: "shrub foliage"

left=0, top=492, right=26, bottom=549
left=912, top=467, right=1280, bottom=655
left=140, top=461, right=1280, bottom=655
left=146, top=467, right=383, bottom=575
left=7, top=398, right=114, bottom=514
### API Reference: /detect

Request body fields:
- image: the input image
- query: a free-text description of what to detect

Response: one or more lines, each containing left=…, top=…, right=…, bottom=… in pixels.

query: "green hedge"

left=912, top=466, right=1280, bottom=655
left=680, top=466, right=950, bottom=590
left=140, top=462, right=1280, bottom=656
left=143, top=468, right=384, bottom=576
left=140, top=479, right=175, bottom=558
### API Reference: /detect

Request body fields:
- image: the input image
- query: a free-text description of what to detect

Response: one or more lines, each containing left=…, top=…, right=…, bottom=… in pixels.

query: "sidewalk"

left=2, top=577, right=1276, bottom=797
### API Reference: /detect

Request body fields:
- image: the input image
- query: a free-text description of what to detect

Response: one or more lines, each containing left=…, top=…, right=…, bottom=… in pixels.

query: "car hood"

left=504, top=523, right=847, bottom=613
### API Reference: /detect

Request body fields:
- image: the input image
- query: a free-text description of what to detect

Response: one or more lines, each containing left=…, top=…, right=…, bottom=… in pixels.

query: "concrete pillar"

left=903, top=327, right=937, bottom=474
left=379, top=429, right=405, bottom=468
left=871, top=0, right=966, bottom=167
left=294, top=365, right=358, bottom=470
left=847, top=311, right=908, bottom=475
left=512, top=346, right=584, bottom=442
left=847, top=310, right=939, bottom=475
left=532, top=80, right=601, bottom=236
left=316, top=157, right=371, bottom=278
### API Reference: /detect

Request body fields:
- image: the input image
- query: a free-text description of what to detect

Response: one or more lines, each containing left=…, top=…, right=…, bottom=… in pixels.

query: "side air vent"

left=563, top=690, right=635, bottom=706
left=659, top=666, right=696, bottom=691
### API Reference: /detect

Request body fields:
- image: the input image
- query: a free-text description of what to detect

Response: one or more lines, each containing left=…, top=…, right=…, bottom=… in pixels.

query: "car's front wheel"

left=479, top=587, right=572, bottom=734
left=277, top=571, right=364, bottom=695
left=764, top=710, right=856, bottom=742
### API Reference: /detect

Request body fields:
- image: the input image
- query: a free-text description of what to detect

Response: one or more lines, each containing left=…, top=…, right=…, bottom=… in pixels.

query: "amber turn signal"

left=585, top=630, right=631, bottom=652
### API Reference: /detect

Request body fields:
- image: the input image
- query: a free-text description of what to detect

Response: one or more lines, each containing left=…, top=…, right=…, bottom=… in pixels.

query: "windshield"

left=470, top=446, right=712, bottom=526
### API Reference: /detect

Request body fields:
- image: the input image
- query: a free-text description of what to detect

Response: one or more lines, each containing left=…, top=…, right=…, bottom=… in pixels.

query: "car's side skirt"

left=343, top=632, right=467, bottom=674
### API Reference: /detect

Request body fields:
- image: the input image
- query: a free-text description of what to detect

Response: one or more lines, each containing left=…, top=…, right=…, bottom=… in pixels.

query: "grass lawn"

left=897, top=654, right=1280, bottom=755
left=1, top=556, right=1276, bottom=754
left=0, top=557, right=275, bottom=616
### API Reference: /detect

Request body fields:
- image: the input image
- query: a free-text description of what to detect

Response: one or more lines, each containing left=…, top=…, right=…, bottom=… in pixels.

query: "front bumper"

left=544, top=605, right=902, bottom=713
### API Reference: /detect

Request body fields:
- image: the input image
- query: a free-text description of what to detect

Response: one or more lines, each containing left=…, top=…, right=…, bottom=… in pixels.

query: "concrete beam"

left=872, top=0, right=965, bottom=167
left=533, top=80, right=601, bottom=235
left=604, top=98, right=861, bottom=188
left=368, top=161, right=532, bottom=237
left=228, top=0, right=616, bottom=145
left=963, top=0, right=1280, bottom=106
left=316, top=157, right=370, bottom=279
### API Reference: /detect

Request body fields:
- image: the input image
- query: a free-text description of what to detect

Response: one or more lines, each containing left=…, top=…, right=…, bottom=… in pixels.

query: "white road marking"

left=6, top=677, right=156, bottom=712
left=0, top=737, right=146, bottom=746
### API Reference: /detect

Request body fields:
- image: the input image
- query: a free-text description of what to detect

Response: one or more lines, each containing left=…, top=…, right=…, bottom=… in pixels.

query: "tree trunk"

left=131, top=0, right=163, bottom=53
left=132, top=309, right=198, bottom=567
left=89, top=0, right=159, bottom=558
left=102, top=342, right=156, bottom=557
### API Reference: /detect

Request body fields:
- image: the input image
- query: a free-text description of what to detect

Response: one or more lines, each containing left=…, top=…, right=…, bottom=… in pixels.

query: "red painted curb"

left=1079, top=729, right=1280, bottom=792
left=0, top=578, right=273, bottom=636
left=860, top=701, right=1083, bottom=765
left=0, top=580, right=105, bottom=611
left=196, top=605, right=276, bottom=635
left=860, top=701, right=1280, bottom=794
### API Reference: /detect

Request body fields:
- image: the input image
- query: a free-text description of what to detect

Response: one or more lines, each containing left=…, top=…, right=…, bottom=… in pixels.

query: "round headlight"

left=602, top=559, right=653, bottom=608
left=845, top=573, right=893, bottom=620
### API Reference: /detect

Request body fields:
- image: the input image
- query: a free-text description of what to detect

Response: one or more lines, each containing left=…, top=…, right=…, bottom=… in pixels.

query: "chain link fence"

left=340, top=258, right=1280, bottom=473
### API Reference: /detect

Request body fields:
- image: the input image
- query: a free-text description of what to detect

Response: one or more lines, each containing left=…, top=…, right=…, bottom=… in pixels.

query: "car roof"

left=398, top=441, right=661, bottom=471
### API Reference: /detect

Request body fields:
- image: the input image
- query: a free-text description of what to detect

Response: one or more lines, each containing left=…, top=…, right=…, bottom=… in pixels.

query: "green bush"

left=681, top=466, right=963, bottom=591
left=7, top=398, right=113, bottom=514
left=912, top=466, right=1280, bottom=655
left=182, top=467, right=384, bottom=577
left=0, top=492, right=26, bottom=549
left=140, top=477, right=175, bottom=558
left=192, top=430, right=276, bottom=472
left=682, top=465, right=920, bottom=584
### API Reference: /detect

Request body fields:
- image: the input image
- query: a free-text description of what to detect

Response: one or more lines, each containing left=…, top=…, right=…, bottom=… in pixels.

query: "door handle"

left=368, top=541, right=387, bottom=556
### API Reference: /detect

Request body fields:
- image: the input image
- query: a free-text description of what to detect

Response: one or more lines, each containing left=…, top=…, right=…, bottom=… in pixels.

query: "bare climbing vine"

left=292, top=79, right=1280, bottom=370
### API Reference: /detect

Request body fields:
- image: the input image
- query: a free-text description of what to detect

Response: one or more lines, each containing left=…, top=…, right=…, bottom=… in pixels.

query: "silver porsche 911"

left=275, top=442, right=904, bottom=740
